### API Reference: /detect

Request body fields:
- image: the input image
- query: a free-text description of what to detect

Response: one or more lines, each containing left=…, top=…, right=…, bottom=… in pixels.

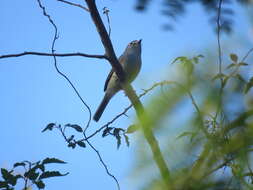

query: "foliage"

left=131, top=51, right=253, bottom=189
left=135, top=0, right=252, bottom=32
left=0, top=158, right=68, bottom=190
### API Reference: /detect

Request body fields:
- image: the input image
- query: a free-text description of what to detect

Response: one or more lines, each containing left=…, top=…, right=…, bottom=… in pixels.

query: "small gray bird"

left=93, top=39, right=142, bottom=122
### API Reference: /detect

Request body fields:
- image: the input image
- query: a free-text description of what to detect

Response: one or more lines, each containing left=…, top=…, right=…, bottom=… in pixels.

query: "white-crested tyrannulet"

left=93, top=39, right=142, bottom=121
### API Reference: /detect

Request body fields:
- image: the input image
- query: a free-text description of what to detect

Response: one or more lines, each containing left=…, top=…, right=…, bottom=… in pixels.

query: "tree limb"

left=84, top=0, right=170, bottom=186
left=0, top=52, right=107, bottom=60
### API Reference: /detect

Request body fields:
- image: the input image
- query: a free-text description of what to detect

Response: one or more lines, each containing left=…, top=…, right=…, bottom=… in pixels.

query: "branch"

left=84, top=0, right=125, bottom=82
left=57, top=0, right=89, bottom=12
left=84, top=0, right=170, bottom=186
left=36, top=0, right=119, bottom=189
left=85, top=81, right=170, bottom=141
left=0, top=52, right=107, bottom=60
left=214, top=0, right=224, bottom=121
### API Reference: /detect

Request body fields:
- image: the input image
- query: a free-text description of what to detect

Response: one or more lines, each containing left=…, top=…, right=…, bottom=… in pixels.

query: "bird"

left=93, top=39, right=142, bottom=122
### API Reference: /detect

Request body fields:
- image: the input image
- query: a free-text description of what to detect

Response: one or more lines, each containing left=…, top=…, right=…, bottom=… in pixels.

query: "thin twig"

left=85, top=135, right=121, bottom=190
left=215, top=0, right=223, bottom=120
left=36, top=1, right=120, bottom=188
left=241, top=47, right=253, bottom=63
left=57, top=0, right=89, bottom=12
left=103, top=7, right=111, bottom=37
left=202, top=157, right=233, bottom=178
left=0, top=52, right=107, bottom=60
left=217, top=0, right=223, bottom=76
left=36, top=0, right=92, bottom=131
left=85, top=81, right=166, bottom=141
left=85, top=80, right=204, bottom=140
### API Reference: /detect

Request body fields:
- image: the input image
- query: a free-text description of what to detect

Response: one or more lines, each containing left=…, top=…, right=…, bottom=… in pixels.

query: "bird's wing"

left=104, top=69, right=114, bottom=92
left=104, top=55, right=124, bottom=92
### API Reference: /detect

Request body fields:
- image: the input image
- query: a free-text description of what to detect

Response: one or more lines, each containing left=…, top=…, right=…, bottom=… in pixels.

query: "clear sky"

left=0, top=0, right=252, bottom=190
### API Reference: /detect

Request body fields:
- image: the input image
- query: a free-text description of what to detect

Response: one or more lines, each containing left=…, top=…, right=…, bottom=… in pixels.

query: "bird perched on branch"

left=93, top=39, right=142, bottom=122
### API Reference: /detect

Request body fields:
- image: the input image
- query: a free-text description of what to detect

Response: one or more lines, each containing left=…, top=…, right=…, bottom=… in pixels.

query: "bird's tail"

left=93, top=94, right=111, bottom=122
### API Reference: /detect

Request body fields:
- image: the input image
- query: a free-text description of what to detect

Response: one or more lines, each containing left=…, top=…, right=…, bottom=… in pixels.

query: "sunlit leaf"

left=126, top=124, right=139, bottom=134
left=230, top=53, right=238, bottom=62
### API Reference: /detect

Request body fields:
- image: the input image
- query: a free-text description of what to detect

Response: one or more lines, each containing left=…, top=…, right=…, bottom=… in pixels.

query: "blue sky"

left=0, top=0, right=252, bottom=190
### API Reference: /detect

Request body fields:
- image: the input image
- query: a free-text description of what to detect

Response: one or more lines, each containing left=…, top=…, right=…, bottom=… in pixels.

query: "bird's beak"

left=138, top=39, right=142, bottom=44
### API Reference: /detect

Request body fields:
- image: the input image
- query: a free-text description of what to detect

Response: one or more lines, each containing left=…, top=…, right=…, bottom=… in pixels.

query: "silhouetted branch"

left=0, top=52, right=107, bottom=60
left=57, top=0, right=89, bottom=12
left=36, top=0, right=119, bottom=189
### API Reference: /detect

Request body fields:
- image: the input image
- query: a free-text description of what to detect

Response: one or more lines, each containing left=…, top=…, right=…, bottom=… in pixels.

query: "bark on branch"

left=84, top=0, right=170, bottom=186
left=0, top=52, right=106, bottom=60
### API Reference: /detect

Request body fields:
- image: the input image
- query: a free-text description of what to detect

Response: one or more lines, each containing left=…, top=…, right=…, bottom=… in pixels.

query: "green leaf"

left=1, top=168, right=16, bottom=185
left=68, top=142, right=76, bottom=149
left=42, top=123, right=55, bottom=132
left=76, top=141, right=86, bottom=148
left=235, top=74, right=246, bottom=82
left=212, top=73, right=226, bottom=81
left=34, top=164, right=45, bottom=172
left=222, top=76, right=230, bottom=88
left=13, top=162, right=26, bottom=168
left=123, top=134, right=130, bottom=147
left=116, top=136, right=121, bottom=149
left=238, top=62, right=248, bottom=66
left=69, top=124, right=83, bottom=132
left=24, top=169, right=39, bottom=181
left=102, top=127, right=113, bottom=137
left=192, top=55, right=204, bottom=64
left=39, top=171, right=69, bottom=180
left=230, top=53, right=238, bottom=62
left=126, top=125, right=139, bottom=134
left=244, top=77, right=253, bottom=94
left=176, top=132, right=195, bottom=140
left=42, top=158, right=66, bottom=165
left=226, top=63, right=236, bottom=69
left=35, top=180, right=45, bottom=189
left=171, top=56, right=187, bottom=64
left=0, top=181, right=8, bottom=188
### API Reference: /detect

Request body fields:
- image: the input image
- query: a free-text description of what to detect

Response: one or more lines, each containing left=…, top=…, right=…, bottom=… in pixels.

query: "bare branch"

left=85, top=136, right=120, bottom=190
left=217, top=0, right=223, bottom=75
left=214, top=0, right=224, bottom=120
left=36, top=0, right=92, bottom=131
left=0, top=52, right=107, bottom=60
left=57, top=0, right=89, bottom=12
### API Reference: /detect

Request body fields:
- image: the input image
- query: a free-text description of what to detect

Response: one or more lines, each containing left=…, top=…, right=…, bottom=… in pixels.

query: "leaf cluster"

left=0, top=158, right=68, bottom=190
